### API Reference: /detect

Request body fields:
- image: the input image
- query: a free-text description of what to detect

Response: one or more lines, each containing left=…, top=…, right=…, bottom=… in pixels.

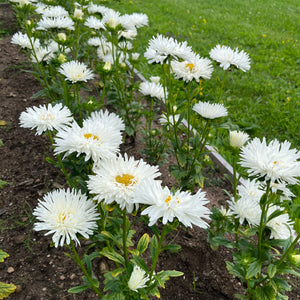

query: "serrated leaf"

left=0, top=250, right=9, bottom=263
left=226, top=261, right=245, bottom=279
left=254, top=285, right=276, bottom=300
left=68, top=285, right=89, bottom=293
left=137, top=233, right=149, bottom=254
left=246, top=260, right=261, bottom=279
left=0, top=282, right=16, bottom=299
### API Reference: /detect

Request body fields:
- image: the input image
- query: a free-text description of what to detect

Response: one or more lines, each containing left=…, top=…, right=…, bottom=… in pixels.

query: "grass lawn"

left=106, top=0, right=300, bottom=149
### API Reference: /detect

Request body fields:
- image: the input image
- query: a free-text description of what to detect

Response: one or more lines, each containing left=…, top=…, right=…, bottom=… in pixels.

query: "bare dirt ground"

left=0, top=3, right=298, bottom=300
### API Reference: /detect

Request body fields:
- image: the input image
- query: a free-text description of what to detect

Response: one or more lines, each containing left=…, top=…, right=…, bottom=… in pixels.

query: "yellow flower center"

left=273, top=161, right=277, bottom=165
left=115, top=174, right=135, bottom=186
left=41, top=113, right=55, bottom=121
left=186, top=63, right=195, bottom=72
left=165, top=195, right=172, bottom=205
left=58, top=211, right=70, bottom=224
left=84, top=133, right=100, bottom=141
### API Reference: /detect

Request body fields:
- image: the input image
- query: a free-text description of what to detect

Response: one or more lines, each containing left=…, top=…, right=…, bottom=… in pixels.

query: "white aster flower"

left=118, top=40, right=133, bottom=51
left=88, top=36, right=105, bottom=47
left=131, top=52, right=140, bottom=61
left=31, top=46, right=55, bottom=63
left=73, top=8, right=84, bottom=20
left=239, top=137, right=300, bottom=184
left=144, top=34, right=194, bottom=64
left=219, top=205, right=232, bottom=217
left=159, top=114, right=180, bottom=127
left=118, top=29, right=137, bottom=40
left=193, top=101, right=228, bottom=119
left=128, top=265, right=149, bottom=292
left=102, top=9, right=121, bottom=29
left=33, top=189, right=99, bottom=248
left=229, top=130, right=249, bottom=149
left=11, top=31, right=40, bottom=49
left=87, top=154, right=161, bottom=213
left=266, top=206, right=295, bottom=240
left=269, top=182, right=295, bottom=201
left=36, top=16, right=75, bottom=31
left=19, top=103, right=73, bottom=135
left=134, top=179, right=210, bottom=228
left=209, top=44, right=251, bottom=72
left=150, top=76, right=160, bottom=84
left=139, top=81, right=167, bottom=102
left=97, top=41, right=113, bottom=59
left=54, top=112, right=123, bottom=162
left=38, top=5, right=69, bottom=18
left=59, top=60, right=94, bottom=83
left=120, top=13, right=148, bottom=30
left=84, top=16, right=105, bottom=30
left=87, top=3, right=109, bottom=15
left=171, top=54, right=213, bottom=82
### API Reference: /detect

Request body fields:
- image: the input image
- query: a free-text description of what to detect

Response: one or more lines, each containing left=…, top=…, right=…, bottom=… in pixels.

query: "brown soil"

left=0, top=4, right=298, bottom=300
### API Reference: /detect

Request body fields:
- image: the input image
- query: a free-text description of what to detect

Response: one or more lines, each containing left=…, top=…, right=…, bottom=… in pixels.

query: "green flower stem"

left=69, top=240, right=103, bottom=297
left=74, top=84, right=82, bottom=121
left=122, top=210, right=129, bottom=269
left=232, top=154, right=239, bottom=246
left=150, top=225, right=169, bottom=280
left=276, top=234, right=300, bottom=268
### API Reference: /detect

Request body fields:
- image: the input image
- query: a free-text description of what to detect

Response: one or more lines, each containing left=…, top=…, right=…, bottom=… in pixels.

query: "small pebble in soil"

left=7, top=267, right=14, bottom=273
left=70, top=273, right=76, bottom=280
left=60, top=275, right=65, bottom=280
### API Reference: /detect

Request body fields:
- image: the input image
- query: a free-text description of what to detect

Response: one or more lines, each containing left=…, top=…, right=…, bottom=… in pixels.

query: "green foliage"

left=0, top=250, right=16, bottom=299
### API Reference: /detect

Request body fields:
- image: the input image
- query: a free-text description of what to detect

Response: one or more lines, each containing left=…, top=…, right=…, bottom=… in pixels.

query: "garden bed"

left=0, top=3, right=299, bottom=300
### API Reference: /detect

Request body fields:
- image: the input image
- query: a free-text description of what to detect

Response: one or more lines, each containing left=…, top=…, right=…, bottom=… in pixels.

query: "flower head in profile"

left=171, top=54, right=213, bottom=82
left=229, top=130, right=249, bottom=149
left=266, top=206, right=295, bottom=240
left=239, top=137, right=300, bottom=184
left=144, top=34, right=194, bottom=64
left=87, top=154, right=161, bottom=213
left=54, top=111, right=123, bottom=162
left=36, top=16, right=75, bottom=31
left=139, top=81, right=167, bottom=102
left=102, top=8, right=121, bottom=29
left=59, top=60, right=94, bottom=83
left=84, top=16, right=105, bottom=30
left=19, top=103, right=73, bottom=135
left=209, top=45, right=250, bottom=72
left=193, top=101, right=228, bottom=119
left=33, top=189, right=99, bottom=247
left=120, top=13, right=149, bottom=30
left=134, top=179, right=210, bottom=228
left=38, top=5, right=69, bottom=18
left=11, top=32, right=40, bottom=49
left=128, top=265, right=149, bottom=292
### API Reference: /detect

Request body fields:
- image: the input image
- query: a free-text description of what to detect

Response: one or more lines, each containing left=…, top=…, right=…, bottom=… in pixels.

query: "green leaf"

left=100, top=248, right=125, bottom=265
left=131, top=255, right=149, bottom=272
left=246, top=260, right=261, bottom=279
left=267, top=264, right=277, bottom=279
left=0, top=180, right=7, bottom=188
left=267, top=208, right=283, bottom=223
left=226, top=261, right=245, bottom=280
left=0, top=282, right=16, bottom=299
left=150, top=235, right=158, bottom=262
left=294, top=218, right=300, bottom=235
left=254, top=285, right=276, bottom=300
left=156, top=270, right=183, bottom=288
left=211, top=236, right=235, bottom=248
left=260, top=193, right=268, bottom=206
left=162, top=244, right=181, bottom=253
left=137, top=233, right=149, bottom=254
left=30, top=89, right=47, bottom=99
left=68, top=285, right=89, bottom=294
left=102, top=292, right=126, bottom=300
left=0, top=250, right=9, bottom=263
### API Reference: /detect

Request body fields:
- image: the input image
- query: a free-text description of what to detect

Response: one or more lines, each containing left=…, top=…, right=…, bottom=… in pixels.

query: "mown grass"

left=105, top=0, right=300, bottom=150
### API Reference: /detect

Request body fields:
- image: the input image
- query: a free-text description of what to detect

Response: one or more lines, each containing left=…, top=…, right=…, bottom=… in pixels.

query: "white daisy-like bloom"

left=139, top=81, right=167, bottom=102
left=193, top=101, right=228, bottom=119
left=131, top=52, right=140, bottom=61
left=159, top=114, right=180, bottom=126
left=239, top=137, right=300, bottom=185
left=144, top=34, right=194, bottom=64
left=150, top=76, right=160, bottom=84
left=85, top=110, right=125, bottom=132
left=36, top=16, right=75, bottom=31
left=19, top=103, right=73, bottom=135
left=38, top=5, right=69, bottom=18
left=73, top=8, right=84, bottom=20
left=30, top=46, right=55, bottom=63
left=268, top=182, right=295, bottom=201
left=54, top=113, right=123, bottom=162
left=33, top=189, right=99, bottom=248
left=84, top=16, right=106, bottom=30
left=87, top=154, right=161, bottom=213
left=118, top=40, right=133, bottom=51
left=120, top=13, right=148, bottom=30
left=97, top=41, right=113, bottom=59
left=9, top=0, right=34, bottom=5
left=11, top=32, right=40, bottom=49
left=118, top=29, right=137, bottom=40
left=59, top=60, right=94, bottom=83
left=171, top=54, right=213, bottom=82
left=209, top=45, right=251, bottom=72
left=88, top=36, right=104, bottom=47
left=229, top=130, right=249, bottom=149
left=219, top=205, right=232, bottom=217
left=134, top=179, right=211, bottom=228
left=102, top=9, right=121, bottom=29
left=87, top=3, right=110, bottom=15
left=128, top=265, right=149, bottom=292
left=266, top=206, right=295, bottom=240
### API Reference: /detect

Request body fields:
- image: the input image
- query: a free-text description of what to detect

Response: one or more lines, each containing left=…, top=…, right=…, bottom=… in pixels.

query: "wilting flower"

left=36, top=16, right=75, bottom=30
left=84, top=16, right=105, bottom=30
left=87, top=154, right=160, bottom=213
left=54, top=111, right=123, bottom=162
left=59, top=60, right=94, bottom=83
left=266, top=206, right=295, bottom=240
left=144, top=34, right=194, bottom=64
left=134, top=179, right=210, bottom=228
left=239, top=137, right=300, bottom=184
left=11, top=31, right=40, bottom=49
left=229, top=130, right=249, bottom=149
left=171, top=54, right=213, bottom=82
left=209, top=45, right=250, bottom=72
left=19, top=103, right=73, bottom=135
left=193, top=101, right=228, bottom=119
left=33, top=189, right=99, bottom=247
left=128, top=265, right=149, bottom=292
left=139, top=81, right=167, bottom=102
